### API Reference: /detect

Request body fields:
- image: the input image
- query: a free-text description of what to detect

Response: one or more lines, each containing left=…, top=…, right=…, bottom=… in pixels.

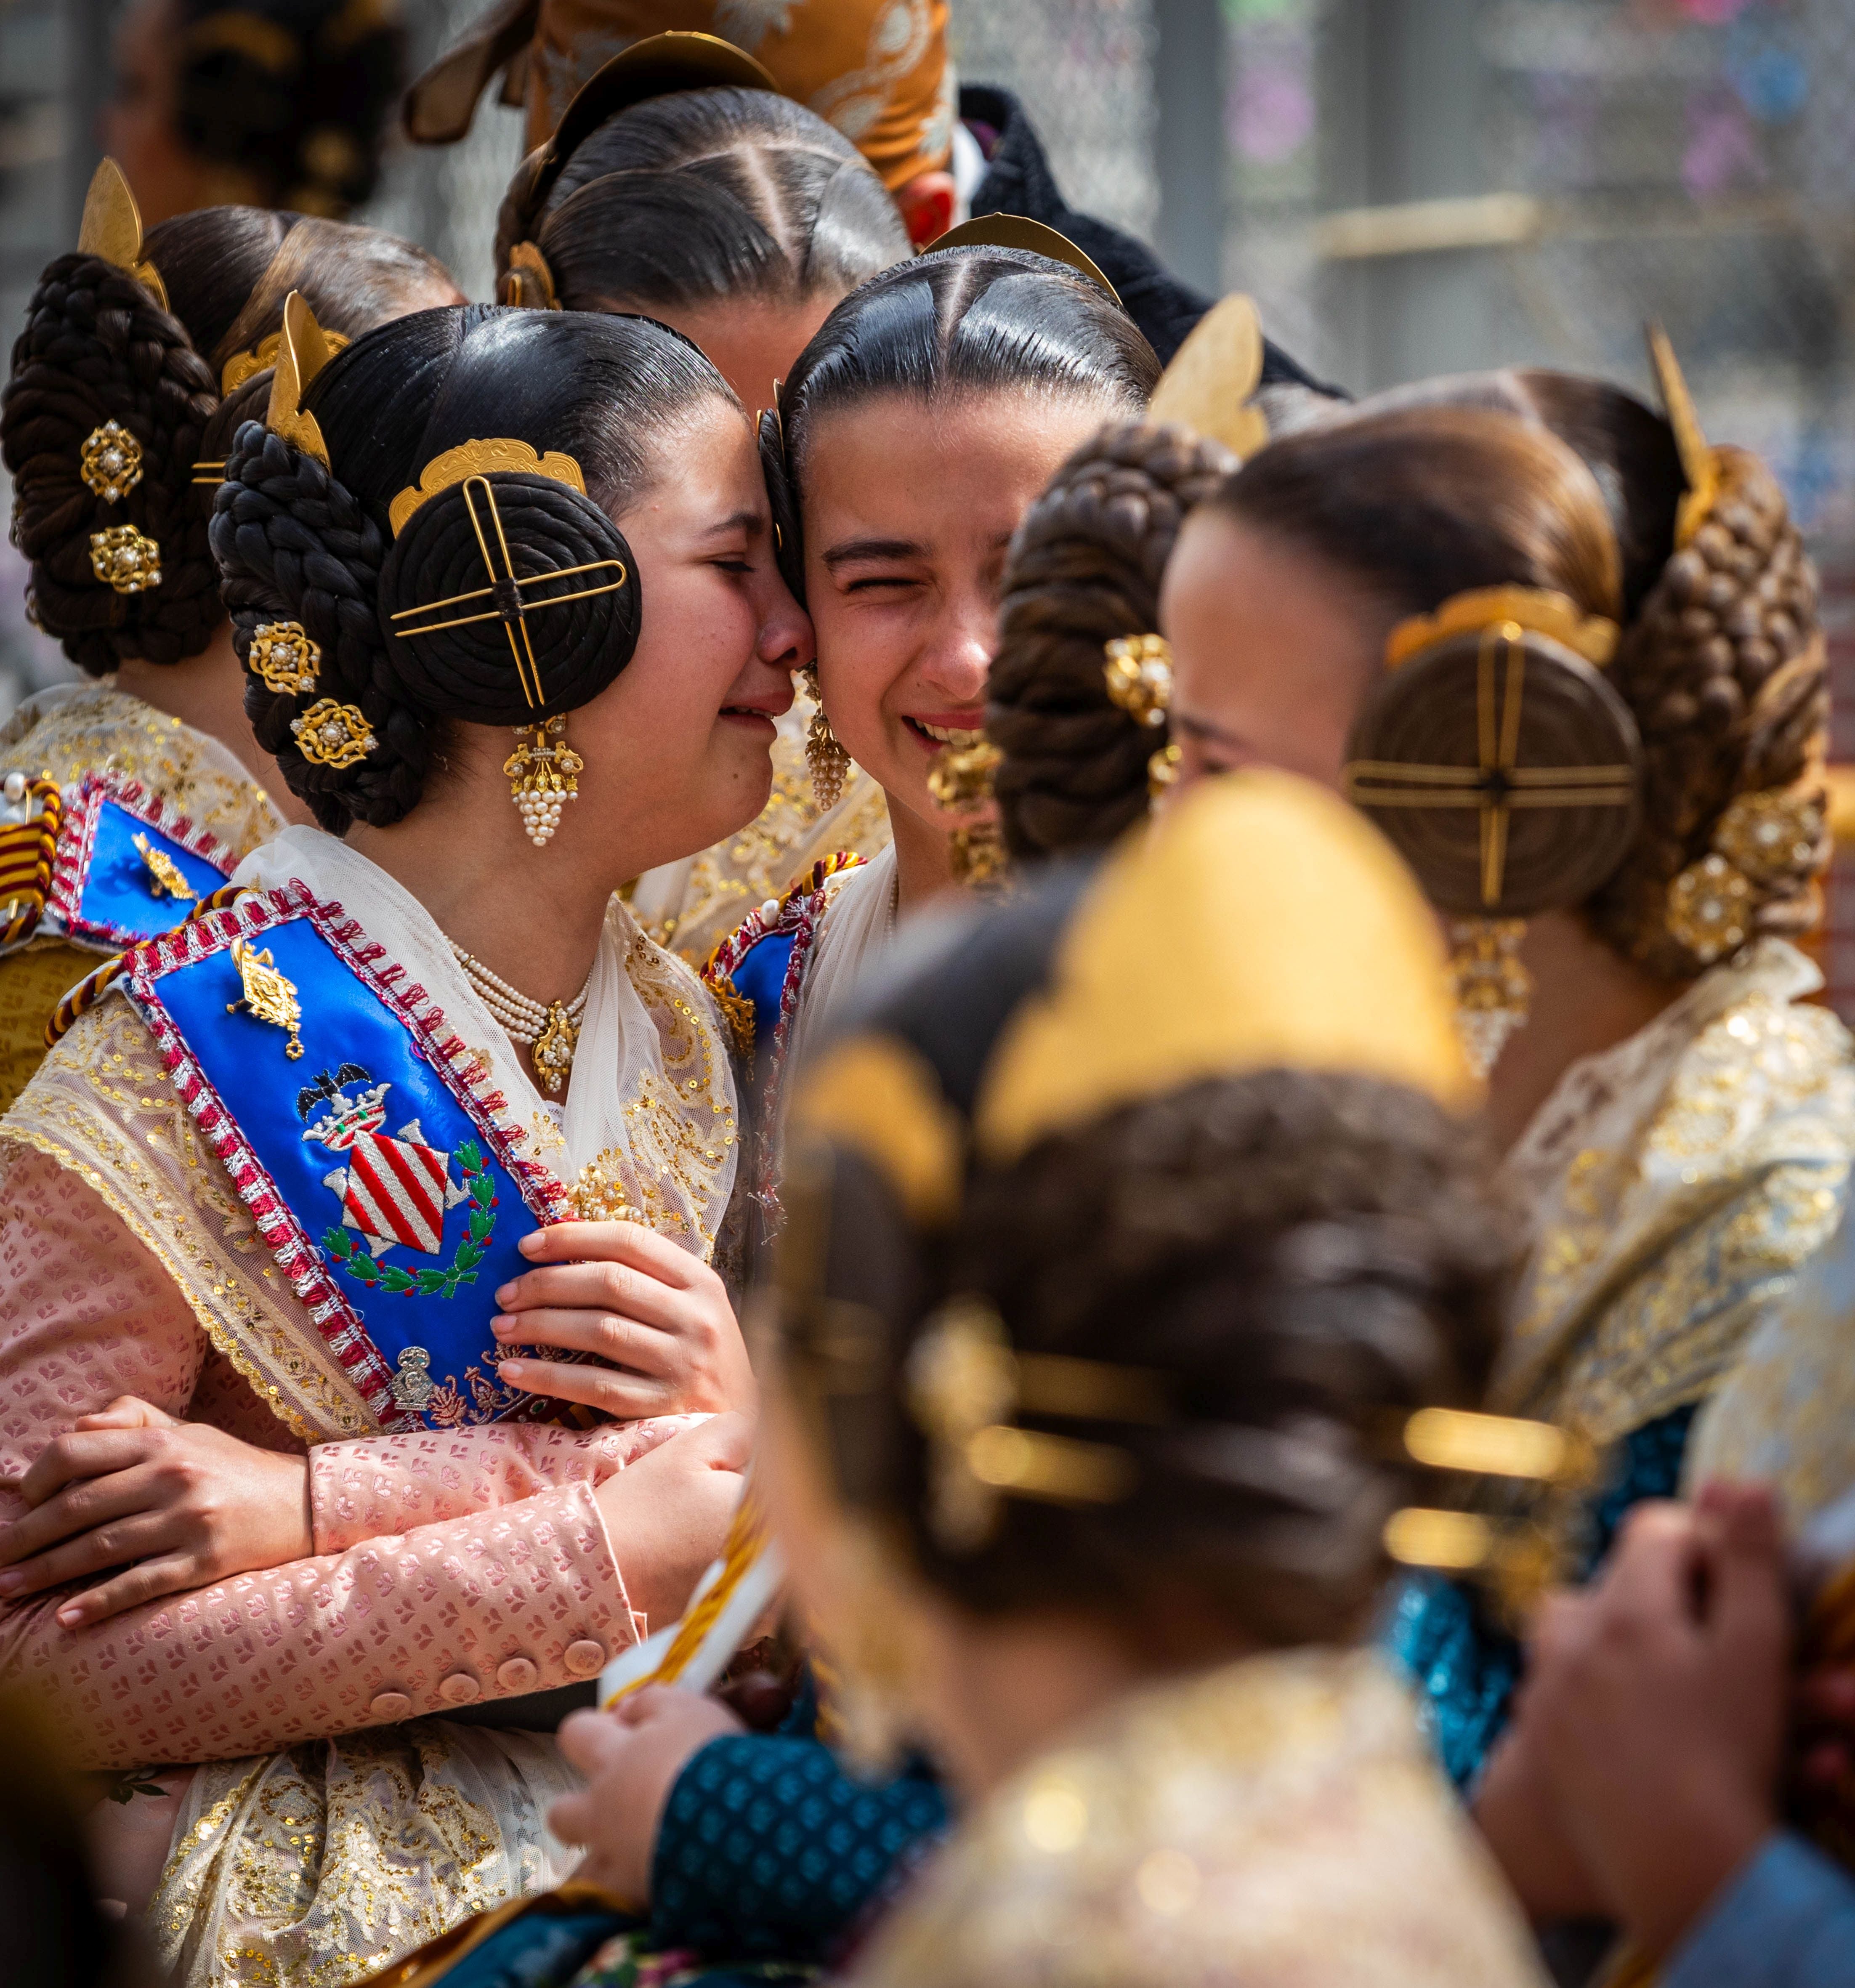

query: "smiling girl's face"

left=570, top=398, right=810, bottom=878
left=801, top=390, right=1120, bottom=853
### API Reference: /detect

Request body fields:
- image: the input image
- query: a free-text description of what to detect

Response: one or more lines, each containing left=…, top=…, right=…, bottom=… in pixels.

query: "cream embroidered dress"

left=0, top=681, right=282, bottom=1112
left=1389, top=936, right=1855, bottom=1787
left=847, top=1649, right=1549, bottom=1988
left=0, top=827, right=741, bottom=1986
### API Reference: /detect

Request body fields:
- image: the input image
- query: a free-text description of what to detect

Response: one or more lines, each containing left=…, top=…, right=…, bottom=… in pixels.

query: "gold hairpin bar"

left=387, top=475, right=626, bottom=710
left=191, top=460, right=227, bottom=486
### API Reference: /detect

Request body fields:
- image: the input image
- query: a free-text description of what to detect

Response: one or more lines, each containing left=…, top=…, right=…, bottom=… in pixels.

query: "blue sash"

left=46, top=773, right=238, bottom=951
left=118, top=880, right=581, bottom=1433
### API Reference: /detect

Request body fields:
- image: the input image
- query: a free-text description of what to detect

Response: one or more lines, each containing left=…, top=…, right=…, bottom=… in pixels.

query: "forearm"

left=0, top=1480, right=637, bottom=1767
left=309, top=1414, right=703, bottom=1553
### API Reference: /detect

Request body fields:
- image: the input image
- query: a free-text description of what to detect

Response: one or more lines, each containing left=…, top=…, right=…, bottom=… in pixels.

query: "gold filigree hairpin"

left=265, top=292, right=338, bottom=469
left=386, top=470, right=627, bottom=712
left=1103, top=633, right=1173, bottom=728
left=222, top=326, right=350, bottom=397
left=77, top=159, right=168, bottom=311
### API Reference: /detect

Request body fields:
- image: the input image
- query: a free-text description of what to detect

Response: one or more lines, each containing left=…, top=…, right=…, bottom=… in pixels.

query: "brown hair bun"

left=1587, top=446, right=1828, bottom=975
left=989, top=420, right=1236, bottom=861
left=1346, top=627, right=1643, bottom=919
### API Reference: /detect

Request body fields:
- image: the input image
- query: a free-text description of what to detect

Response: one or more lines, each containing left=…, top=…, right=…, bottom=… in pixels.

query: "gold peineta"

left=265, top=292, right=337, bottom=470
left=1646, top=322, right=1722, bottom=548
left=388, top=440, right=587, bottom=540
left=77, top=159, right=168, bottom=310
left=222, top=327, right=349, bottom=397
left=926, top=215, right=1122, bottom=306
left=501, top=241, right=560, bottom=311
left=1145, top=292, right=1270, bottom=460
left=1385, top=587, right=1619, bottom=671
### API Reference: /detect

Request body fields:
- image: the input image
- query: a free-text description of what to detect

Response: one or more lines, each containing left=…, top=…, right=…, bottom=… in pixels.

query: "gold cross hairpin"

left=1345, top=622, right=1635, bottom=908
left=388, top=475, right=627, bottom=710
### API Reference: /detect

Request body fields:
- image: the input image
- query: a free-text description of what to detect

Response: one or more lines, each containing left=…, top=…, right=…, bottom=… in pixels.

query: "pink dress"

left=0, top=1145, right=688, bottom=1770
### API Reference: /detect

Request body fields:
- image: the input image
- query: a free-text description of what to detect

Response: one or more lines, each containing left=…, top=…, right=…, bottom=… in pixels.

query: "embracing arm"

left=0, top=1149, right=712, bottom=1767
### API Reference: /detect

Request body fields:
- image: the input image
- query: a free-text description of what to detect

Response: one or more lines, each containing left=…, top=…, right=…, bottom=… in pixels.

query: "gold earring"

left=1448, top=917, right=1532, bottom=1078
left=802, top=667, right=851, bottom=812
left=502, top=715, right=582, bottom=848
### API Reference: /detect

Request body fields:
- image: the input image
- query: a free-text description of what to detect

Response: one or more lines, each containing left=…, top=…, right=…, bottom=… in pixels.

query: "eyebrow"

left=701, top=508, right=763, bottom=540
left=821, top=535, right=926, bottom=570
left=1172, top=706, right=1249, bottom=751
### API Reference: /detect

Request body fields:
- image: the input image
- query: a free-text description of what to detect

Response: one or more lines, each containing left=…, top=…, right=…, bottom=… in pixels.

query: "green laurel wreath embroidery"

left=324, top=1140, right=495, bottom=1299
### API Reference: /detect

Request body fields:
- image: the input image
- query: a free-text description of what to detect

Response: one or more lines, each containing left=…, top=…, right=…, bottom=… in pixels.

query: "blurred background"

left=5, top=0, right=1855, bottom=994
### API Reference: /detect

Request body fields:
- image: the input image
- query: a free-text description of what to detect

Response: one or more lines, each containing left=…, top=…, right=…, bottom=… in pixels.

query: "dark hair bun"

left=2, top=252, right=223, bottom=674
left=1346, top=628, right=1643, bottom=919
left=990, top=420, right=1236, bottom=861
left=378, top=473, right=640, bottom=724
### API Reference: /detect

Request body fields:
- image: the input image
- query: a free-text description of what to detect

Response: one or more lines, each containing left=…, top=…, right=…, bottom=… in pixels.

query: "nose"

left=758, top=577, right=814, bottom=675
left=914, top=592, right=992, bottom=707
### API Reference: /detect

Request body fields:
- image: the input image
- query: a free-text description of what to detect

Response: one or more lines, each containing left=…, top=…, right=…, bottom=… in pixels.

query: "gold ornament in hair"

left=292, top=698, right=376, bottom=768
left=80, top=421, right=142, bottom=504
left=1349, top=598, right=1633, bottom=1075
left=1663, top=784, right=1825, bottom=967
left=1146, top=291, right=1270, bottom=460
left=1103, top=633, right=1172, bottom=728
left=77, top=159, right=167, bottom=311
left=265, top=292, right=338, bottom=469
left=908, top=1293, right=1162, bottom=1552
left=222, top=326, right=350, bottom=398
left=1646, top=322, right=1722, bottom=550
left=1385, top=587, right=1618, bottom=671
left=926, top=215, right=1123, bottom=307
left=89, top=523, right=161, bottom=594
left=388, top=439, right=588, bottom=539
left=501, top=241, right=560, bottom=311
left=247, top=621, right=321, bottom=694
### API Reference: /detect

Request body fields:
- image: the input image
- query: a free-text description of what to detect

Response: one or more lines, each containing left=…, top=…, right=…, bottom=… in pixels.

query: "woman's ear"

left=894, top=171, right=958, bottom=249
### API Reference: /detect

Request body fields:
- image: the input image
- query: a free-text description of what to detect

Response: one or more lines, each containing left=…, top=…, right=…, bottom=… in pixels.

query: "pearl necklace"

left=448, top=941, right=593, bottom=1095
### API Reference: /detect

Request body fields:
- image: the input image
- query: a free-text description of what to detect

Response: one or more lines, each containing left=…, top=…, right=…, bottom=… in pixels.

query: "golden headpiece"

left=925, top=215, right=1122, bottom=308
left=263, top=291, right=339, bottom=468
left=77, top=159, right=168, bottom=312
left=1145, top=290, right=1270, bottom=460
left=1646, top=322, right=1722, bottom=548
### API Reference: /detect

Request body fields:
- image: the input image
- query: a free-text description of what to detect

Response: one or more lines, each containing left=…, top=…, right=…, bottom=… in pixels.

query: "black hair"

left=210, top=304, right=735, bottom=832
left=496, top=86, right=909, bottom=314
left=173, top=0, right=406, bottom=216
left=764, top=246, right=1161, bottom=598
left=1, top=207, right=454, bottom=675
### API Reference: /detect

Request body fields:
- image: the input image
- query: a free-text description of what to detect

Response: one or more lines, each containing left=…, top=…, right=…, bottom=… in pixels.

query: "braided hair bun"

left=1588, top=446, right=1828, bottom=974
left=989, top=420, right=1236, bottom=860
left=212, top=303, right=732, bottom=833
left=3, top=205, right=457, bottom=679
left=3, top=253, right=221, bottom=672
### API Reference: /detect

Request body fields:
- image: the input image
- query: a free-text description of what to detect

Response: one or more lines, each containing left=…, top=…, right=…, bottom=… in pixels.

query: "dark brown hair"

left=1209, top=396, right=1827, bottom=975
left=2, top=208, right=455, bottom=675
left=496, top=86, right=910, bottom=315
left=803, top=1067, right=1512, bottom=1648
left=987, top=420, right=1237, bottom=861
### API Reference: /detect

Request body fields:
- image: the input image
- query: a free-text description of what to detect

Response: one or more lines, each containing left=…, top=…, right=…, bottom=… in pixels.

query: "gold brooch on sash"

left=133, top=832, right=195, bottom=901
left=226, top=937, right=305, bottom=1058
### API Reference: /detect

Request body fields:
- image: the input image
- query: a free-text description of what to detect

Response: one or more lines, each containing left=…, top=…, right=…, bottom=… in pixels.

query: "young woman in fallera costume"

left=705, top=233, right=1160, bottom=1239
left=0, top=164, right=460, bottom=1112
left=1152, top=375, right=1853, bottom=1879
left=488, top=32, right=913, bottom=971
left=0, top=298, right=812, bottom=1982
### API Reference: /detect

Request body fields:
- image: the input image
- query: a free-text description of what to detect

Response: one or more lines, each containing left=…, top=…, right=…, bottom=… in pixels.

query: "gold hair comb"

left=77, top=159, right=168, bottom=311
left=265, top=292, right=338, bottom=469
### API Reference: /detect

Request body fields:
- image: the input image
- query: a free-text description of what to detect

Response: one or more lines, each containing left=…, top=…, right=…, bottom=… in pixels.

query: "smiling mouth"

left=904, top=719, right=987, bottom=748
left=720, top=704, right=778, bottom=721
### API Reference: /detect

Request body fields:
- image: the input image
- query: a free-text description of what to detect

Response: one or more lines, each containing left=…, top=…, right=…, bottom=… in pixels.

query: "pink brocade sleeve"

left=308, top=1416, right=702, bottom=1557
left=0, top=1148, right=644, bottom=1768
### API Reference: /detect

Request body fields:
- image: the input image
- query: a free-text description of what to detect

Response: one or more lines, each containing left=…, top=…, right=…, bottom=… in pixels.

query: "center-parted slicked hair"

left=763, top=247, right=1160, bottom=599
left=495, top=86, right=910, bottom=315
left=210, top=303, right=733, bottom=832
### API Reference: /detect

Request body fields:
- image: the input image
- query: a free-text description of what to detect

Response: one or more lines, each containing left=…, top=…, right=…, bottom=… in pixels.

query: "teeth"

left=917, top=722, right=986, bottom=747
